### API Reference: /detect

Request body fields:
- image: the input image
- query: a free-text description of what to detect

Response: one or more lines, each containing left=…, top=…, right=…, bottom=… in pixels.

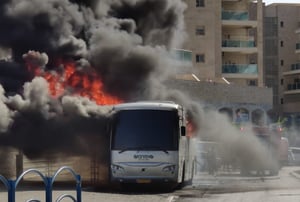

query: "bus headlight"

left=162, top=165, right=176, bottom=173
left=111, top=164, right=124, bottom=174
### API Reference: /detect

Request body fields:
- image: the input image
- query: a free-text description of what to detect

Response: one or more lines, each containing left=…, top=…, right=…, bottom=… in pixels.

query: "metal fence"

left=0, top=166, right=81, bottom=202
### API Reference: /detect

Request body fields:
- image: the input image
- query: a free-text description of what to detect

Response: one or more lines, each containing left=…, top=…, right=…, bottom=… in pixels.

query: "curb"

left=194, top=172, right=280, bottom=182
left=189, top=173, right=280, bottom=191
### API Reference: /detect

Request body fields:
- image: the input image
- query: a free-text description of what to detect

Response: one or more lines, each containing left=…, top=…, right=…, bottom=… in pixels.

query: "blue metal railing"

left=0, top=166, right=81, bottom=202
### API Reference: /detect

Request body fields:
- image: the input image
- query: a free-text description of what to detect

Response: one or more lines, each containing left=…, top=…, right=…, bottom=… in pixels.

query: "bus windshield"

left=111, top=109, right=179, bottom=151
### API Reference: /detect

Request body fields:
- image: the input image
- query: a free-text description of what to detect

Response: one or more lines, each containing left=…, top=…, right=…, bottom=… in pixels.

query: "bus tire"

left=186, top=161, right=195, bottom=186
left=177, top=163, right=185, bottom=189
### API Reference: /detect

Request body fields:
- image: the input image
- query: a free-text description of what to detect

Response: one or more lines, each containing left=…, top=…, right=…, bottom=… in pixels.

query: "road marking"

left=167, top=195, right=179, bottom=202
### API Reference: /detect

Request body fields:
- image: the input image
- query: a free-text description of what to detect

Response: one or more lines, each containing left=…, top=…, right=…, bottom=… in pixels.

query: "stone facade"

left=167, top=79, right=272, bottom=123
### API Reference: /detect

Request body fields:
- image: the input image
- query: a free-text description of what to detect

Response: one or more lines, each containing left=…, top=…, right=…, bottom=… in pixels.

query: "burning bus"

left=108, top=101, right=196, bottom=188
left=0, top=0, right=195, bottom=188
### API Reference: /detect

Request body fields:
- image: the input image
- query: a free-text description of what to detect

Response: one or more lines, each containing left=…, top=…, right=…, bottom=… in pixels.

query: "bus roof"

left=113, top=101, right=181, bottom=111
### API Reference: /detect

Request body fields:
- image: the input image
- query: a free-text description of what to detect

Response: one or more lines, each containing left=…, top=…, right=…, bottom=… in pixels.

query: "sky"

left=263, top=0, right=300, bottom=5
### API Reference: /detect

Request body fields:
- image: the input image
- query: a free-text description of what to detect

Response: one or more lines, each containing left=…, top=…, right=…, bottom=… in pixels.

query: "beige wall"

left=257, top=0, right=264, bottom=87
left=265, top=4, right=300, bottom=116
left=182, top=0, right=264, bottom=87
left=183, top=0, right=221, bottom=79
left=166, top=79, right=272, bottom=108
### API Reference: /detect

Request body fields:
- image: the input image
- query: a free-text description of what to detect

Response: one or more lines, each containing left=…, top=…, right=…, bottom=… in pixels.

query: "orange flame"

left=26, top=59, right=122, bottom=105
left=187, top=120, right=196, bottom=138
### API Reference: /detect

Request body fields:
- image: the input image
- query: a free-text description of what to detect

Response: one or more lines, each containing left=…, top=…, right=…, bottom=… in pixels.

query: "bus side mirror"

left=106, top=117, right=112, bottom=133
left=181, top=126, right=186, bottom=136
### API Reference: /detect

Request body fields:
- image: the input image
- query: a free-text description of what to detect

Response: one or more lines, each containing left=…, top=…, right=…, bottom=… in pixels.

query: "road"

left=1, top=166, right=300, bottom=201
left=175, top=166, right=300, bottom=202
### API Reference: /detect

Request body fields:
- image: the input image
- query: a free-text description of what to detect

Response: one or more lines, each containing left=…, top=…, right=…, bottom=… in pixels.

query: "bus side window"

left=181, top=126, right=186, bottom=136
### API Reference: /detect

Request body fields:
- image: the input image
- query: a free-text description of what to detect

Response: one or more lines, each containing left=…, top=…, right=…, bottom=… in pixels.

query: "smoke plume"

left=0, top=0, right=276, bottom=180
left=0, top=0, right=187, bottom=159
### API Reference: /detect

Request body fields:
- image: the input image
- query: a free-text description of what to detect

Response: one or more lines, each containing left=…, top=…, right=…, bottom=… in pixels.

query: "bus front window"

left=111, top=110, right=179, bottom=151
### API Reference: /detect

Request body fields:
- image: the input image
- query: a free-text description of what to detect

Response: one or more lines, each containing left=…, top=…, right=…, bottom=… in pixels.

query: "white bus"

left=109, top=101, right=196, bottom=188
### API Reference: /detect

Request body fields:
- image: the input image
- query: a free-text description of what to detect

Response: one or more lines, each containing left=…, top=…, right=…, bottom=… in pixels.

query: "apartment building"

left=180, top=0, right=264, bottom=87
left=265, top=3, right=300, bottom=126
left=173, top=0, right=270, bottom=124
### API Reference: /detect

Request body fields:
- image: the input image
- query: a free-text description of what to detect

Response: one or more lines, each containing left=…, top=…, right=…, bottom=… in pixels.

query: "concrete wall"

left=166, top=79, right=272, bottom=108
left=166, top=79, right=272, bottom=123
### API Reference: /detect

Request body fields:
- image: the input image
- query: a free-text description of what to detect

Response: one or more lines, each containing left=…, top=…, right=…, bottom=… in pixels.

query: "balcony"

left=285, top=80, right=300, bottom=95
left=222, top=64, right=257, bottom=74
left=222, top=10, right=257, bottom=28
left=222, top=0, right=243, bottom=2
left=283, top=63, right=300, bottom=76
left=222, top=11, right=249, bottom=21
left=287, top=83, right=300, bottom=91
left=222, top=39, right=255, bottom=48
left=170, top=49, right=193, bottom=73
left=222, top=0, right=256, bottom=1
left=222, top=38, right=257, bottom=53
left=171, top=49, right=192, bottom=63
left=291, top=63, right=300, bottom=71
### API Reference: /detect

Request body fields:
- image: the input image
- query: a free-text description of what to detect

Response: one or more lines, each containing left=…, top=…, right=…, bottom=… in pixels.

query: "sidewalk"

left=195, top=170, right=280, bottom=181
left=188, top=171, right=280, bottom=192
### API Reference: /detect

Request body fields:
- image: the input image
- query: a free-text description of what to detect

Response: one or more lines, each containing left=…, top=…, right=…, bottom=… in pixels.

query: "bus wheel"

left=177, top=163, right=185, bottom=189
left=186, top=161, right=195, bottom=186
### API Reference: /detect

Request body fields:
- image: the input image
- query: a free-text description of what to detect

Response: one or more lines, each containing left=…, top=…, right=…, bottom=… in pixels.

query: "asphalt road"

left=175, top=166, right=300, bottom=202
left=1, top=166, right=300, bottom=202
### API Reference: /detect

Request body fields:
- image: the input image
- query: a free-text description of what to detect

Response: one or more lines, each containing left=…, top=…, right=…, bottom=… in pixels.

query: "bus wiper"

left=118, top=147, right=143, bottom=153
left=118, top=147, right=169, bottom=154
left=118, top=148, right=131, bottom=153
left=145, top=147, right=169, bottom=154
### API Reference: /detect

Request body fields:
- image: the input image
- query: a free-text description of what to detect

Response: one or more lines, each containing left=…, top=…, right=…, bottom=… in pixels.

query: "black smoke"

left=0, top=0, right=188, bottom=159
left=0, top=0, right=186, bottom=97
left=0, top=1, right=274, bottom=179
left=0, top=76, right=114, bottom=158
left=0, top=60, right=29, bottom=93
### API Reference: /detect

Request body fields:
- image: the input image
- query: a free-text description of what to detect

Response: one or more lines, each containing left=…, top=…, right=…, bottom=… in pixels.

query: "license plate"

left=136, top=179, right=151, bottom=184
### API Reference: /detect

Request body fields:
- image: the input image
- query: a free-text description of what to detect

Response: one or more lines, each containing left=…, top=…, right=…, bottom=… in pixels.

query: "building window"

left=280, top=41, right=284, bottom=47
left=281, top=98, right=283, bottom=104
left=280, top=21, right=284, bottom=27
left=196, top=54, right=205, bottom=63
left=196, top=0, right=205, bottom=7
left=248, top=80, right=257, bottom=86
left=195, top=26, right=205, bottom=35
left=281, top=79, right=284, bottom=85
left=281, top=60, right=284, bottom=66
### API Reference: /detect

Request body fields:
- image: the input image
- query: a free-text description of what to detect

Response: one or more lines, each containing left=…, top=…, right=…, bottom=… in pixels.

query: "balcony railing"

left=222, top=10, right=249, bottom=21
left=171, top=49, right=192, bottom=63
left=291, top=63, right=300, bottom=70
left=222, top=64, right=258, bottom=74
left=287, top=83, right=300, bottom=91
left=222, top=39, right=255, bottom=48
